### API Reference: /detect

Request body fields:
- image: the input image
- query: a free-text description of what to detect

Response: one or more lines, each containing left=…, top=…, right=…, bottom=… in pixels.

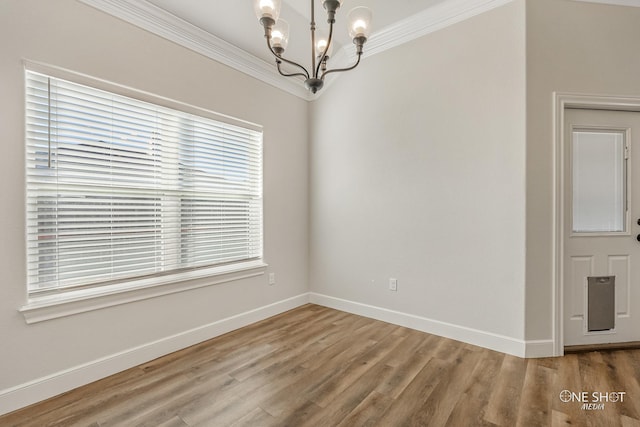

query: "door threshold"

left=564, top=341, right=640, bottom=354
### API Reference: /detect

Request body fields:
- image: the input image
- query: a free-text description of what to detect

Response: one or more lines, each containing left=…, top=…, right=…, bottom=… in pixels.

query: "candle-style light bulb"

left=253, top=0, right=282, bottom=21
left=347, top=6, right=372, bottom=40
left=271, top=19, right=289, bottom=52
left=315, top=30, right=334, bottom=59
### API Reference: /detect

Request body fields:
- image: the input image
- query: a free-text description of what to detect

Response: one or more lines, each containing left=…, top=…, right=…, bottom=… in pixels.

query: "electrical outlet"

left=389, top=278, right=397, bottom=291
left=268, top=273, right=276, bottom=285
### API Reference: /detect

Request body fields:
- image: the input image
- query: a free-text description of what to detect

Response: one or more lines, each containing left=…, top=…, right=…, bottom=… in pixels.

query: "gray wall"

left=525, top=0, right=640, bottom=341
left=310, top=1, right=526, bottom=341
left=0, top=0, right=308, bottom=408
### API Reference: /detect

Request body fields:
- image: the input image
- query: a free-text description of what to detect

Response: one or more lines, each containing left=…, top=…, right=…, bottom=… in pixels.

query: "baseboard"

left=1, top=292, right=556, bottom=416
left=524, top=339, right=555, bottom=358
left=310, top=293, right=553, bottom=358
left=0, top=293, right=310, bottom=417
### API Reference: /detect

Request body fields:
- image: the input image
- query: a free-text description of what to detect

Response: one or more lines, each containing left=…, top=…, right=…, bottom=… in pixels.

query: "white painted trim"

left=78, top=0, right=640, bottom=103
left=20, top=260, right=268, bottom=324
left=78, top=0, right=515, bottom=101
left=309, top=293, right=535, bottom=358
left=78, top=0, right=312, bottom=100
left=552, top=93, right=565, bottom=358
left=552, top=92, right=640, bottom=357
left=572, top=0, right=640, bottom=8
left=24, top=59, right=264, bottom=131
left=320, top=0, right=515, bottom=97
left=2, top=292, right=557, bottom=416
left=524, top=340, right=556, bottom=358
left=0, top=293, right=310, bottom=416
left=354, top=0, right=514, bottom=61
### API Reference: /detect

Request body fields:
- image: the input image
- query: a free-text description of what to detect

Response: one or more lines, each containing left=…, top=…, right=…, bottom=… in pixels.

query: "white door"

left=564, top=108, right=640, bottom=346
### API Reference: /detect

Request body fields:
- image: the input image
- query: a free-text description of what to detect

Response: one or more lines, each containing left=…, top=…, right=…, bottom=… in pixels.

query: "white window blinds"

left=26, top=70, right=263, bottom=294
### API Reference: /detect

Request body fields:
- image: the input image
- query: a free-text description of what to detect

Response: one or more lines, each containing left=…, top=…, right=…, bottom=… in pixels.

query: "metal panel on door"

left=587, top=276, right=615, bottom=332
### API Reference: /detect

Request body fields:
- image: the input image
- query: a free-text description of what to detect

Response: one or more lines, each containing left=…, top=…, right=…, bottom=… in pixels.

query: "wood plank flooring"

left=2, top=304, right=640, bottom=426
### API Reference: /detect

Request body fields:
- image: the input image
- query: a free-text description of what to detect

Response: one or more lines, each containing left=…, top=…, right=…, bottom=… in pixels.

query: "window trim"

left=23, top=60, right=262, bottom=133
left=21, top=61, right=266, bottom=323
left=20, top=260, right=268, bottom=324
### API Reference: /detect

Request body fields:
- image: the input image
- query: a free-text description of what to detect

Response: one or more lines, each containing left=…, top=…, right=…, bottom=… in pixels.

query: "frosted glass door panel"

left=572, top=130, right=626, bottom=233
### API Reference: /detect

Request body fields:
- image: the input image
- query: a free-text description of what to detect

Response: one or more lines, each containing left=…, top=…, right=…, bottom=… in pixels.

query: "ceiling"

left=81, top=0, right=522, bottom=98
left=143, top=0, right=448, bottom=68
left=79, top=0, right=638, bottom=99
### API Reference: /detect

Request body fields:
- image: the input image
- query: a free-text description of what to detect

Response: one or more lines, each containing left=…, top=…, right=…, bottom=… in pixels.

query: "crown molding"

left=79, top=0, right=516, bottom=102
left=364, top=0, right=514, bottom=58
left=78, top=0, right=313, bottom=100
left=325, top=0, right=514, bottom=96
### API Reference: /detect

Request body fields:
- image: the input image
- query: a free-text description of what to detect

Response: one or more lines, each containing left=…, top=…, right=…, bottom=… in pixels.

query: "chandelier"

left=253, top=0, right=372, bottom=94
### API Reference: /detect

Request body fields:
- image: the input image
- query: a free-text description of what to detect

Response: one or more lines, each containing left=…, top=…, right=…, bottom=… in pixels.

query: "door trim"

left=552, top=93, right=640, bottom=356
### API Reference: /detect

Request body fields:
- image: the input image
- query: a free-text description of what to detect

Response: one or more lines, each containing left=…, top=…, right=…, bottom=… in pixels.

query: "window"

left=25, top=70, right=263, bottom=297
left=572, top=129, right=626, bottom=233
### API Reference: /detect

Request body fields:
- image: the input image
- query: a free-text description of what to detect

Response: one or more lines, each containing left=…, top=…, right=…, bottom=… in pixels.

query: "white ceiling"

left=144, top=0, right=448, bottom=72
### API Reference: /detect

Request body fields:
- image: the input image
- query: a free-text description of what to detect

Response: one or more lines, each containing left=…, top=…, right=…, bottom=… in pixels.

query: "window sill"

left=19, top=260, right=268, bottom=324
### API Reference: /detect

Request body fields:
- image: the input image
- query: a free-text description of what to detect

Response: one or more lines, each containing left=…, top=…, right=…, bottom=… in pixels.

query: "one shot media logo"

left=559, top=390, right=626, bottom=410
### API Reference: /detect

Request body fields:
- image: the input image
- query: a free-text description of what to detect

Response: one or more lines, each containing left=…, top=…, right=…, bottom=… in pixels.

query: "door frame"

left=553, top=93, right=640, bottom=356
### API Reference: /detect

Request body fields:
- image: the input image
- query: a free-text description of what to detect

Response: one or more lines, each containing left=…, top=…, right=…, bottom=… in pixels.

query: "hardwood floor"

left=2, top=304, right=640, bottom=426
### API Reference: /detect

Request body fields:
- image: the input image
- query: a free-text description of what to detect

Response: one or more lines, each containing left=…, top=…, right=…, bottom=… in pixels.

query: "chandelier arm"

left=276, top=61, right=308, bottom=79
left=266, top=38, right=310, bottom=80
left=314, top=20, right=334, bottom=78
left=321, top=53, right=362, bottom=78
